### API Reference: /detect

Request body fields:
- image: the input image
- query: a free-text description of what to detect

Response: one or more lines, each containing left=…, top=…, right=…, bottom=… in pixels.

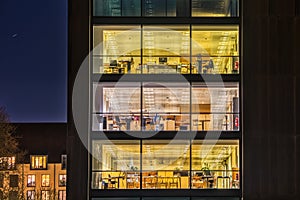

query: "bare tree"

left=0, top=106, right=26, bottom=200
left=0, top=106, right=19, bottom=157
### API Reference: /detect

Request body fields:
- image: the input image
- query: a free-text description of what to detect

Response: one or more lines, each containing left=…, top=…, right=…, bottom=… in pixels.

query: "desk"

left=102, top=176, right=124, bottom=189
left=198, top=119, right=210, bottom=130
left=201, top=176, right=214, bottom=188
left=143, top=176, right=181, bottom=189
left=217, top=176, right=230, bottom=188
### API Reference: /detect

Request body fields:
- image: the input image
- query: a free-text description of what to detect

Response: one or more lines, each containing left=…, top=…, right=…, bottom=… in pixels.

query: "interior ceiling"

left=99, top=140, right=238, bottom=164
left=192, top=0, right=231, bottom=16
left=103, top=85, right=238, bottom=112
left=98, top=26, right=238, bottom=57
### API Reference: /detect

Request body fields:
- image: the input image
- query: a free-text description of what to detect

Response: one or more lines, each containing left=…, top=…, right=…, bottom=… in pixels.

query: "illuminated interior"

left=30, top=155, right=48, bottom=170
left=93, top=25, right=239, bottom=74
left=92, top=82, right=239, bottom=131
left=93, top=0, right=239, bottom=17
left=91, top=140, right=239, bottom=189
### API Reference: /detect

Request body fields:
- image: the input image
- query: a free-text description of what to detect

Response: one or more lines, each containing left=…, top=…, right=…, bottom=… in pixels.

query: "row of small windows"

left=0, top=155, right=67, bottom=171
left=27, top=174, right=67, bottom=187
left=0, top=174, right=66, bottom=188
left=0, top=190, right=66, bottom=200
left=93, top=0, right=239, bottom=17
left=30, top=155, right=67, bottom=170
left=27, top=190, right=66, bottom=200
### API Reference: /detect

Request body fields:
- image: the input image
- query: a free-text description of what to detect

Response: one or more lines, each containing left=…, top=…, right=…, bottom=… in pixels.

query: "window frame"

left=59, top=174, right=67, bottom=187
left=30, top=155, right=48, bottom=170
left=41, top=174, right=50, bottom=187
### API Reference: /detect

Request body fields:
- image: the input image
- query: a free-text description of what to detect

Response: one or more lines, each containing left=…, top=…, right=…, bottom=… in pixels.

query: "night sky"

left=0, top=0, right=67, bottom=122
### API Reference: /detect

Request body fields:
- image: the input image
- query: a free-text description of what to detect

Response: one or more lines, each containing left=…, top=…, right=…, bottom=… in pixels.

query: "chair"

left=157, top=177, right=168, bottom=188
left=169, top=177, right=179, bottom=188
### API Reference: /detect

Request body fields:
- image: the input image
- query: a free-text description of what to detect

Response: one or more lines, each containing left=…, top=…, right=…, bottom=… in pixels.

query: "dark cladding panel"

left=269, top=0, right=295, bottom=16
left=268, top=76, right=295, bottom=135
left=243, top=0, right=269, bottom=17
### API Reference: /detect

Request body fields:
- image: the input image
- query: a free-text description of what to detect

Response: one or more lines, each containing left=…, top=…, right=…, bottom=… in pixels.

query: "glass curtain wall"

left=91, top=140, right=239, bottom=189
left=92, top=25, right=239, bottom=75
left=93, top=0, right=239, bottom=17
left=92, top=82, right=239, bottom=131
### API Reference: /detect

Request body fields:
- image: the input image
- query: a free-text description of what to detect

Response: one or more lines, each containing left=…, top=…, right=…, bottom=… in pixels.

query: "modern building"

left=68, top=0, right=300, bottom=200
left=0, top=123, right=67, bottom=200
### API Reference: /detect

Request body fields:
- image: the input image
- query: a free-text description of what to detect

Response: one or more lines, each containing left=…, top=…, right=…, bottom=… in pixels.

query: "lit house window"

left=41, top=175, right=50, bottom=187
left=41, top=190, right=50, bottom=200
left=30, top=155, right=48, bottom=170
left=27, top=190, right=35, bottom=200
left=59, top=174, right=67, bottom=187
left=0, top=156, right=16, bottom=170
left=58, top=190, right=66, bottom=200
left=27, top=175, right=36, bottom=187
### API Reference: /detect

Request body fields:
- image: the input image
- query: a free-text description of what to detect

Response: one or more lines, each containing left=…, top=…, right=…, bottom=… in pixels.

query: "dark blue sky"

left=0, top=0, right=67, bottom=122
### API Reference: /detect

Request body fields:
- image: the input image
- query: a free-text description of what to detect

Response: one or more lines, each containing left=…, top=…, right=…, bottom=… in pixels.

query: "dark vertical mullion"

left=140, top=139, right=143, bottom=190
left=89, top=0, right=94, bottom=195
left=141, top=83, right=143, bottom=132
left=189, top=138, right=192, bottom=189
left=121, top=0, right=123, bottom=16
left=141, top=0, right=144, bottom=16
left=190, top=0, right=192, bottom=17
left=189, top=24, right=192, bottom=75
left=141, top=24, right=144, bottom=74
left=166, top=0, right=168, bottom=16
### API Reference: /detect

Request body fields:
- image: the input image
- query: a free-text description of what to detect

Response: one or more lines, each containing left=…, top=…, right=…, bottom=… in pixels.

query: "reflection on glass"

left=192, top=0, right=239, bottom=17
left=92, top=82, right=141, bottom=131
left=93, top=26, right=141, bottom=74
left=192, top=140, right=239, bottom=189
left=142, top=26, right=190, bottom=74
left=143, top=0, right=177, bottom=16
left=192, top=25, right=239, bottom=74
left=142, top=140, right=190, bottom=189
left=94, top=0, right=141, bottom=16
left=91, top=139, right=239, bottom=190
left=93, top=25, right=239, bottom=74
left=192, top=82, right=239, bottom=131
left=143, top=198, right=189, bottom=200
left=92, top=140, right=141, bottom=189
left=92, top=82, right=239, bottom=131
left=142, top=82, right=190, bottom=131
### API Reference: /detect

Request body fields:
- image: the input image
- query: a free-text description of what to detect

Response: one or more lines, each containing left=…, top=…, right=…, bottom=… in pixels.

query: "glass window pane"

left=142, top=82, right=190, bottom=131
left=9, top=175, right=18, bottom=187
left=192, top=0, right=239, bottom=17
left=191, top=140, right=240, bottom=189
left=143, top=0, right=188, bottom=17
left=27, top=175, right=36, bottom=187
left=142, top=140, right=190, bottom=189
left=93, top=26, right=141, bottom=74
left=92, top=140, right=140, bottom=189
left=143, top=25, right=190, bottom=74
left=143, top=198, right=189, bottom=200
left=59, top=175, right=67, bottom=186
left=92, top=82, right=141, bottom=131
left=192, top=198, right=240, bottom=200
left=94, top=0, right=141, bottom=16
left=93, top=198, right=139, bottom=200
left=192, top=25, right=239, bottom=74
left=192, top=82, right=239, bottom=131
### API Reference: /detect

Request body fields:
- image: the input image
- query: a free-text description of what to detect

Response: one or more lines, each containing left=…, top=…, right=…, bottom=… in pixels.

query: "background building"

left=0, top=123, right=67, bottom=200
